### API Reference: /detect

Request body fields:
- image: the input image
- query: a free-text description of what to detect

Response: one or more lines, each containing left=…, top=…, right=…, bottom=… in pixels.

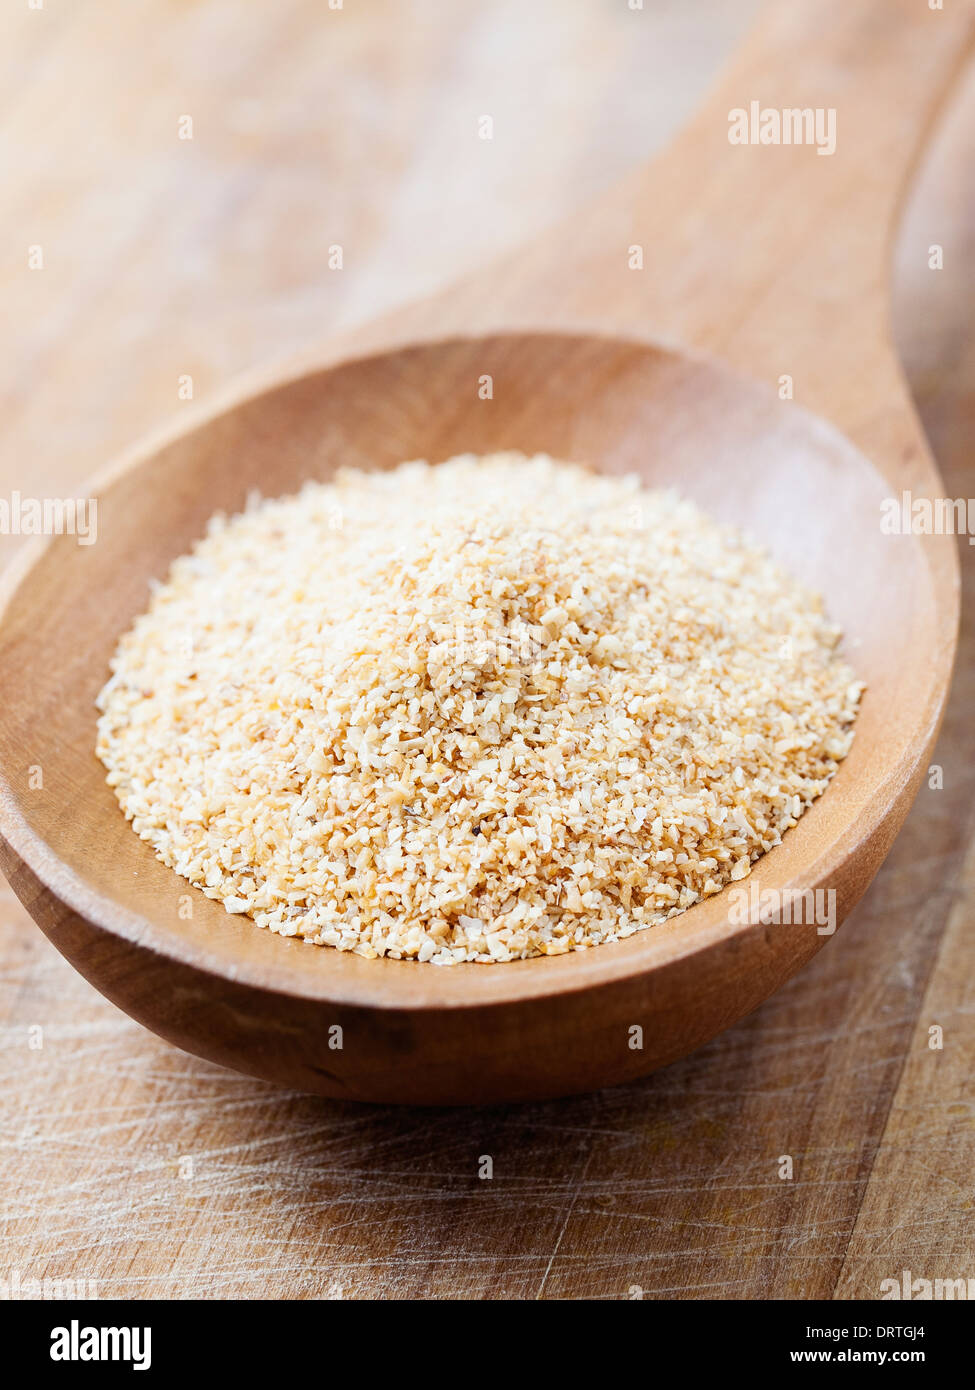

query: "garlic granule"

left=95, top=452, right=863, bottom=964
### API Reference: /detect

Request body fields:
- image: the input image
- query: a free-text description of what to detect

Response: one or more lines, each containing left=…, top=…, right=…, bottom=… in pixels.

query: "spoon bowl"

left=0, top=331, right=953, bottom=1102
left=1, top=0, right=968, bottom=1101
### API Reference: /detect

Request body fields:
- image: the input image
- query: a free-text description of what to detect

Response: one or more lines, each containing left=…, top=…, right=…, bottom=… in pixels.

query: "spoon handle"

left=597, top=0, right=975, bottom=445
left=331, top=0, right=974, bottom=464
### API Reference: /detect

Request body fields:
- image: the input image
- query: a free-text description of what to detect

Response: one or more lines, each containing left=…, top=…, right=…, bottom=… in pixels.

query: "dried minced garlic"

left=95, top=452, right=863, bottom=964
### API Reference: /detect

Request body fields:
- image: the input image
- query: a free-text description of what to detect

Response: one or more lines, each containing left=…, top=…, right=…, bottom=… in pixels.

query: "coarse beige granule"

left=95, top=452, right=864, bottom=964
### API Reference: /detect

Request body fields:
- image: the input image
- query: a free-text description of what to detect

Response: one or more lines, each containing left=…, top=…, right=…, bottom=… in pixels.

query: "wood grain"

left=0, top=0, right=972, bottom=1298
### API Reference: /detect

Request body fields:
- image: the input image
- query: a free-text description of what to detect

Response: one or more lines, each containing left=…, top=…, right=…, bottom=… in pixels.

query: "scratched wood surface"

left=1, top=0, right=972, bottom=1300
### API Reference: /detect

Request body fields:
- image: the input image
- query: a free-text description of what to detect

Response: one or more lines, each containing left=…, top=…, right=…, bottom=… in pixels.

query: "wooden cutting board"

left=0, top=0, right=971, bottom=1298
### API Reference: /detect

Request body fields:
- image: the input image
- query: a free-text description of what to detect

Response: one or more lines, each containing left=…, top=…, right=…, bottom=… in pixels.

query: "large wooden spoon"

left=0, top=0, right=968, bottom=1104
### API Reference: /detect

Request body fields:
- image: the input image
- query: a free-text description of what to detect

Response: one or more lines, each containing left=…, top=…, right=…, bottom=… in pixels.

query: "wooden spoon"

left=0, top=0, right=968, bottom=1105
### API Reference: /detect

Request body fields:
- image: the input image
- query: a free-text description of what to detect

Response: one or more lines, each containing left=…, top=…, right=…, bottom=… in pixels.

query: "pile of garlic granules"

left=95, top=451, right=863, bottom=964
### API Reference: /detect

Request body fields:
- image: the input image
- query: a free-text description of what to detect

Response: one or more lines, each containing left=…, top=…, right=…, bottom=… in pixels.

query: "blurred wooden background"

left=1, top=0, right=973, bottom=1299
